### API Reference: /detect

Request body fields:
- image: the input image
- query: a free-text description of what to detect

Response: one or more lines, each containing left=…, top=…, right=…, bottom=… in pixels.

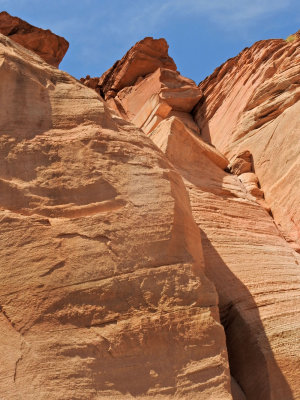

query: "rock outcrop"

left=97, top=34, right=300, bottom=400
left=193, top=34, right=300, bottom=251
left=81, top=37, right=177, bottom=100
left=0, top=33, right=232, bottom=399
left=0, top=11, right=68, bottom=67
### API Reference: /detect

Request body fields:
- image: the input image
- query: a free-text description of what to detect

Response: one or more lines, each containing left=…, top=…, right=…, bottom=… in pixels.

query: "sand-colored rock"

left=194, top=34, right=300, bottom=250
left=0, top=33, right=233, bottom=400
left=151, top=114, right=300, bottom=400
left=99, top=37, right=177, bottom=100
left=0, top=11, right=68, bottom=67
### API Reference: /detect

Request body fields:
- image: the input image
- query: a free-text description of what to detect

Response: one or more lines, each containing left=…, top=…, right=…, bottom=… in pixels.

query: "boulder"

left=0, top=11, right=68, bottom=67
left=98, top=37, right=177, bottom=99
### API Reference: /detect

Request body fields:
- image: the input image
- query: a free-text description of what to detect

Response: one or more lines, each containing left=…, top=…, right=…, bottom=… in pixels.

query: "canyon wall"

left=1, top=11, right=300, bottom=400
left=193, top=34, right=300, bottom=252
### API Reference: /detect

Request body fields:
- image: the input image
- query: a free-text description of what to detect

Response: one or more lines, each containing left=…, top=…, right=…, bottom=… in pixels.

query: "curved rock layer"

left=0, top=34, right=232, bottom=400
left=0, top=11, right=69, bottom=67
left=193, top=35, right=300, bottom=251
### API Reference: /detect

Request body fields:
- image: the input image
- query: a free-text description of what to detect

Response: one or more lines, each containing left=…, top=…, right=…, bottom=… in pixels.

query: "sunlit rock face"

left=193, top=34, right=300, bottom=252
left=0, top=11, right=68, bottom=67
left=0, top=33, right=232, bottom=400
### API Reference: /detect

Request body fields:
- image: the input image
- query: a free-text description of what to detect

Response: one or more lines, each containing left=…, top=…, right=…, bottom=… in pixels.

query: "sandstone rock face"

left=0, top=33, right=232, bottom=400
left=151, top=114, right=300, bottom=400
left=0, top=11, right=69, bottom=67
left=193, top=35, right=300, bottom=251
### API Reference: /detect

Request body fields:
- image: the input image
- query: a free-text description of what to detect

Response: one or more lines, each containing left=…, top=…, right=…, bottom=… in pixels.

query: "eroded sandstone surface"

left=0, top=11, right=69, bottom=67
left=193, top=34, right=300, bottom=252
left=0, top=33, right=232, bottom=399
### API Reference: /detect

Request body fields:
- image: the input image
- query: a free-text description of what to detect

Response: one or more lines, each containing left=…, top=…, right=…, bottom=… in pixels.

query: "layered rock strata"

left=193, top=35, right=300, bottom=251
left=0, top=33, right=232, bottom=400
left=0, top=11, right=69, bottom=67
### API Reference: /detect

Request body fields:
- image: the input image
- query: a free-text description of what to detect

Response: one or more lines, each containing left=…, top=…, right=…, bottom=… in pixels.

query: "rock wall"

left=1, top=12, right=300, bottom=400
left=0, top=33, right=232, bottom=400
left=97, top=33, right=300, bottom=400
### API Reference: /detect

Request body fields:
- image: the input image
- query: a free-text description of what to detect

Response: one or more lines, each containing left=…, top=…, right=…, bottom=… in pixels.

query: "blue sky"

left=1, top=0, right=299, bottom=84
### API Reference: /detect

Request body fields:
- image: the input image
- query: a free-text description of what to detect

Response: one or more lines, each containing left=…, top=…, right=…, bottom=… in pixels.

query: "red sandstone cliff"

left=1, top=13, right=300, bottom=400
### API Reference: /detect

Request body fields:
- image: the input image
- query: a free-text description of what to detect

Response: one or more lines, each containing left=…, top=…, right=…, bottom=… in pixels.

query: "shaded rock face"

left=0, top=11, right=69, bottom=67
left=0, top=34, right=232, bottom=400
left=193, top=35, right=300, bottom=251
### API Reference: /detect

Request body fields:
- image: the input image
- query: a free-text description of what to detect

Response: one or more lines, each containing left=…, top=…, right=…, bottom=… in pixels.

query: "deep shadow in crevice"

left=199, top=228, right=294, bottom=400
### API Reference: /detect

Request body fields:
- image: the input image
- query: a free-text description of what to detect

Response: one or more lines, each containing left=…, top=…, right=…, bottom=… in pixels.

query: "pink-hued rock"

left=0, top=33, right=232, bottom=400
left=193, top=34, right=300, bottom=250
left=0, top=11, right=68, bottom=67
left=228, top=150, right=252, bottom=175
left=150, top=111, right=300, bottom=400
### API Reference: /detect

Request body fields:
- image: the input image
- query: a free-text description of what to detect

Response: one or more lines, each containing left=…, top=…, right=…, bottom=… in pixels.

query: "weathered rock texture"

left=194, top=34, right=300, bottom=251
left=0, top=33, right=232, bottom=400
left=0, top=11, right=68, bottom=67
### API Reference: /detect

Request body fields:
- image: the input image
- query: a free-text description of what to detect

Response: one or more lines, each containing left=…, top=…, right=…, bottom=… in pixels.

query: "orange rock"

left=0, top=11, right=68, bottom=67
left=193, top=34, right=300, bottom=251
left=99, top=37, right=177, bottom=100
left=0, top=33, right=232, bottom=399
